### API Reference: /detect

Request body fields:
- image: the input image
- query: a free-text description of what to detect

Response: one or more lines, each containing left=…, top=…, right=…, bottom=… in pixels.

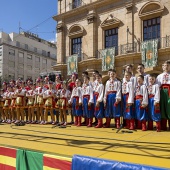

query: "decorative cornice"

left=87, top=12, right=96, bottom=24
left=57, top=22, right=64, bottom=33
left=53, top=0, right=122, bottom=21
left=125, top=3, right=133, bottom=13
left=68, top=24, right=84, bottom=38
left=139, top=1, right=164, bottom=20
left=101, top=14, right=121, bottom=29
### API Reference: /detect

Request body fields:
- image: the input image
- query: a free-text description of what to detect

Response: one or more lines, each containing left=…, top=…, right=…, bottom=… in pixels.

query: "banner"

left=67, top=55, right=78, bottom=75
left=101, top=47, right=115, bottom=71
left=141, top=39, right=158, bottom=68
left=16, top=149, right=43, bottom=170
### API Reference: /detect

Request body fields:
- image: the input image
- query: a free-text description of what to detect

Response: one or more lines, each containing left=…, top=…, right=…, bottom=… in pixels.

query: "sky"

left=0, top=0, right=57, bottom=42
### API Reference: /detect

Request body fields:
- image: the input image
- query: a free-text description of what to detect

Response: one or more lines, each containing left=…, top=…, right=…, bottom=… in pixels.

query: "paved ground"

left=0, top=119, right=170, bottom=169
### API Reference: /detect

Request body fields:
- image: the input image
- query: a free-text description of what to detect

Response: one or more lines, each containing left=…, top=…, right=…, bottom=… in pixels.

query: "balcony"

left=97, top=35, right=170, bottom=58
left=69, top=0, right=85, bottom=10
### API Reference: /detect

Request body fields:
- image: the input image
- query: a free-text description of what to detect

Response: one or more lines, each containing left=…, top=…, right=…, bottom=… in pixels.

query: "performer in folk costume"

left=91, top=70, right=99, bottom=125
left=82, top=76, right=94, bottom=127
left=157, top=60, right=170, bottom=130
left=15, top=85, right=26, bottom=123
left=26, top=83, right=36, bottom=123
left=122, top=71, right=135, bottom=130
left=147, top=74, right=161, bottom=132
left=35, top=79, right=45, bottom=124
left=10, top=85, right=17, bottom=123
left=135, top=75, right=148, bottom=131
left=55, top=74, right=62, bottom=124
left=68, top=79, right=82, bottom=126
left=43, top=81, right=55, bottom=125
left=104, top=69, right=121, bottom=128
left=136, top=64, right=149, bottom=86
left=93, top=74, right=104, bottom=128
left=3, top=85, right=12, bottom=123
left=58, top=81, right=71, bottom=126
left=68, top=73, right=77, bottom=124
left=81, top=71, right=89, bottom=125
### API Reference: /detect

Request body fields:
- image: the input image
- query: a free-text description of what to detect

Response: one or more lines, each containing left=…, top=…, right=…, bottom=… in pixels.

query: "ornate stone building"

left=53, top=0, right=170, bottom=82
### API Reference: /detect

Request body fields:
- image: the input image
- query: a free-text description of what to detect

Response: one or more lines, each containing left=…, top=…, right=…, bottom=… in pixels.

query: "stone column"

left=56, top=21, right=65, bottom=64
left=86, top=9, right=97, bottom=59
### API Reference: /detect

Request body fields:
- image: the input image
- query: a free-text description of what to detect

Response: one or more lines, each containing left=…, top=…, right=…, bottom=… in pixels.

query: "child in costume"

left=68, top=73, right=77, bottom=124
left=104, top=69, right=121, bottom=128
left=43, top=81, right=55, bottom=124
left=59, top=81, right=71, bottom=126
left=135, top=75, right=148, bottom=131
left=157, top=60, right=170, bottom=130
left=10, top=86, right=17, bottom=123
left=93, top=74, right=104, bottom=128
left=36, top=79, right=46, bottom=124
left=69, top=79, right=82, bottom=126
left=15, top=85, right=26, bottom=123
left=122, top=71, right=135, bottom=130
left=3, top=85, right=12, bottom=123
left=26, top=83, right=36, bottom=124
left=147, top=74, right=161, bottom=132
left=82, top=76, right=94, bottom=127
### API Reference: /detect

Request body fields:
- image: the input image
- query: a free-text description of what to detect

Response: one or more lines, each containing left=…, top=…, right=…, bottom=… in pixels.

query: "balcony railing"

left=97, top=35, right=170, bottom=58
left=120, top=42, right=137, bottom=55
left=69, top=0, right=85, bottom=10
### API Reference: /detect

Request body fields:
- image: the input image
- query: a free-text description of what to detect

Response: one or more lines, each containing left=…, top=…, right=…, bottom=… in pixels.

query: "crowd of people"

left=0, top=60, right=170, bottom=132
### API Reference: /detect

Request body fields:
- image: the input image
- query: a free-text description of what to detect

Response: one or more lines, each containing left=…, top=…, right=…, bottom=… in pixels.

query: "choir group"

left=0, top=60, right=170, bottom=132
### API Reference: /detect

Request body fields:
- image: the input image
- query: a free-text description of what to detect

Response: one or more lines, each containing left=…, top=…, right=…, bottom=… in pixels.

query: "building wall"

left=0, top=32, right=57, bottom=81
left=53, top=0, right=170, bottom=80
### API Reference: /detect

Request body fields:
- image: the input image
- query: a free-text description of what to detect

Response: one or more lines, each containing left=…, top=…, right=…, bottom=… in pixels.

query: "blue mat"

left=72, top=155, right=169, bottom=170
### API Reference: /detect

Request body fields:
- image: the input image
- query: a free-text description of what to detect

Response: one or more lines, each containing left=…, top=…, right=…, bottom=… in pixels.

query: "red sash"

left=135, top=95, right=143, bottom=100
left=161, top=84, right=170, bottom=97
left=149, top=94, right=154, bottom=98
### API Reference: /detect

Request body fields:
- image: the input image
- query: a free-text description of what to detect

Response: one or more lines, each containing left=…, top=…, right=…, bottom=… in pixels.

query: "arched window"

left=139, top=1, right=164, bottom=41
left=68, top=24, right=84, bottom=56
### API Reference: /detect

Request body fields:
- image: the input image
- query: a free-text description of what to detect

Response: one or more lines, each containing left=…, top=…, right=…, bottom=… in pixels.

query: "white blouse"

left=147, top=84, right=160, bottom=103
left=122, top=81, right=134, bottom=104
left=135, top=84, right=148, bottom=105
left=104, top=79, right=121, bottom=102
left=26, top=90, right=35, bottom=98
left=43, top=89, right=54, bottom=99
left=69, top=87, right=82, bottom=104
left=94, top=82, right=104, bottom=103
left=157, top=72, right=170, bottom=85
left=81, top=84, right=94, bottom=103
left=59, top=89, right=71, bottom=100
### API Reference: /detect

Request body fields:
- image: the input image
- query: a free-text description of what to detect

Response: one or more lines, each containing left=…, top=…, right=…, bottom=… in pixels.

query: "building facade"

left=53, top=0, right=170, bottom=82
left=0, top=32, right=57, bottom=81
